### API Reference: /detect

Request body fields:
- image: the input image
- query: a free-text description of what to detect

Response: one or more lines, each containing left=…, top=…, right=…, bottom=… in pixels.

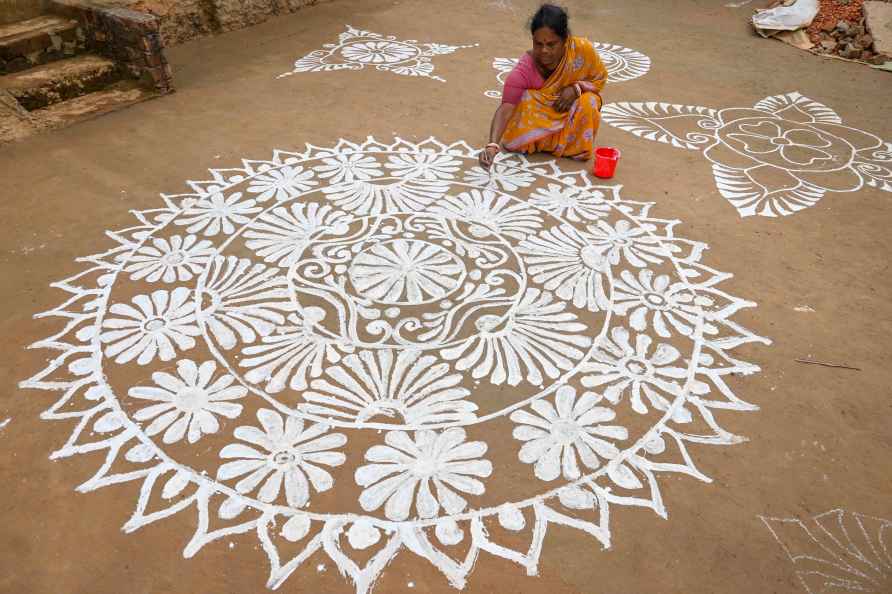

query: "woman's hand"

left=553, top=85, right=579, bottom=112
left=478, top=144, right=500, bottom=170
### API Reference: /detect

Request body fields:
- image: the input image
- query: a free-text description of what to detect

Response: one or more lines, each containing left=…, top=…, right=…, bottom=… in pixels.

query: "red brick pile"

left=805, top=0, right=888, bottom=63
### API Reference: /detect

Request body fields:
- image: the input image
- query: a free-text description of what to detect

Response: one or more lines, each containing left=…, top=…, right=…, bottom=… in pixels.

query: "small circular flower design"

left=348, top=239, right=467, bottom=305
left=341, top=41, right=421, bottom=64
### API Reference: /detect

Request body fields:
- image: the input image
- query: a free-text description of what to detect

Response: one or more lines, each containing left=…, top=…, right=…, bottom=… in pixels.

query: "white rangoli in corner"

left=21, top=137, right=770, bottom=594
left=761, top=509, right=892, bottom=593
left=602, top=92, right=892, bottom=218
left=279, top=25, right=477, bottom=83
left=485, top=43, right=651, bottom=99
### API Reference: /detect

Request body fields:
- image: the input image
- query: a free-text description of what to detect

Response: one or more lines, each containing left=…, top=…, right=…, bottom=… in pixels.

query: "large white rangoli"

left=485, top=43, right=651, bottom=99
left=22, top=137, right=770, bottom=594
left=602, top=92, right=892, bottom=218
left=279, top=25, right=477, bottom=83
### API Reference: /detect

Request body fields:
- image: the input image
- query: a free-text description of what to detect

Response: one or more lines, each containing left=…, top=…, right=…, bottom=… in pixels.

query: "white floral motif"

left=129, top=359, right=245, bottom=444
left=244, top=203, right=352, bottom=267
left=511, top=386, right=627, bottom=481
left=580, top=327, right=697, bottom=422
left=315, top=152, right=383, bottom=185
left=349, top=239, right=466, bottom=304
left=120, top=234, right=215, bottom=283
left=602, top=92, right=892, bottom=217
left=280, top=25, right=476, bottom=83
left=727, top=122, right=833, bottom=166
left=322, top=177, right=446, bottom=216
left=240, top=308, right=347, bottom=393
left=198, top=256, right=295, bottom=349
left=341, top=40, right=419, bottom=64
left=176, top=191, right=262, bottom=236
left=355, top=428, right=492, bottom=520
left=441, top=289, right=593, bottom=386
left=529, top=184, right=611, bottom=222
left=301, top=349, right=476, bottom=425
left=429, top=189, right=543, bottom=240
left=100, top=287, right=200, bottom=365
left=518, top=224, right=611, bottom=312
left=246, top=165, right=318, bottom=202
left=612, top=269, right=717, bottom=337
left=384, top=152, right=461, bottom=182
left=586, top=219, right=671, bottom=267
left=463, top=164, right=535, bottom=192
left=218, top=408, right=347, bottom=508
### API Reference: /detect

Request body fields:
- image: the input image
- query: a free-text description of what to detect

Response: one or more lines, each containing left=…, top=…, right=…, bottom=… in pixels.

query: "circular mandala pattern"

left=22, top=137, right=769, bottom=594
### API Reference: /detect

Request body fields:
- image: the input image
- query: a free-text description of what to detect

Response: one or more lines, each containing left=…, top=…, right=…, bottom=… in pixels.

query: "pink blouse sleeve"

left=501, top=68, right=528, bottom=105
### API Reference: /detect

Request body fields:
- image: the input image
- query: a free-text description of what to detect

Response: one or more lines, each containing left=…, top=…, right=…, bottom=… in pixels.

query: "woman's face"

left=532, top=26, right=565, bottom=71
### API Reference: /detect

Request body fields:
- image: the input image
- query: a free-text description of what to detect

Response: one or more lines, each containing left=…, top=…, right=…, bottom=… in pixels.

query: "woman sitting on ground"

left=479, top=3, right=608, bottom=170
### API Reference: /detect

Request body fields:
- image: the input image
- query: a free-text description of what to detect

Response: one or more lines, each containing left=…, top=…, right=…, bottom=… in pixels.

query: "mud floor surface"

left=1, top=1, right=891, bottom=593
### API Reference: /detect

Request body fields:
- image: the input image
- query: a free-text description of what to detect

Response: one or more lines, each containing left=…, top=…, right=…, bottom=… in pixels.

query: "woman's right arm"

left=479, top=103, right=516, bottom=170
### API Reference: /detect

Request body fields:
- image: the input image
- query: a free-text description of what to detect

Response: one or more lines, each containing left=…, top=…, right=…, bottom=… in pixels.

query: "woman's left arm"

left=577, top=51, right=608, bottom=94
left=555, top=50, right=608, bottom=112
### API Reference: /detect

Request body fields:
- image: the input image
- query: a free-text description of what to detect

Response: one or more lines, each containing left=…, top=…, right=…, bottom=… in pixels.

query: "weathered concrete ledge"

left=51, top=0, right=172, bottom=93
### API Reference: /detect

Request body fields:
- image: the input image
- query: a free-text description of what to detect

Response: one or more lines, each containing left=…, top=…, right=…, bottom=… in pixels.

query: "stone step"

left=1, top=80, right=157, bottom=145
left=29, top=79, right=156, bottom=131
left=0, top=88, right=35, bottom=143
left=0, top=53, right=120, bottom=111
left=0, top=14, right=84, bottom=74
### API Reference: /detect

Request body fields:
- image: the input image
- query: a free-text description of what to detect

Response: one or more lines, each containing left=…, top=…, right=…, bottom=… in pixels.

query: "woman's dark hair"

left=530, top=4, right=569, bottom=39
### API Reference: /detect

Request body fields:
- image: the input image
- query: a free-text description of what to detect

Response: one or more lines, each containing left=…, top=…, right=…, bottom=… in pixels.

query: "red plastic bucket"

left=594, top=146, right=621, bottom=179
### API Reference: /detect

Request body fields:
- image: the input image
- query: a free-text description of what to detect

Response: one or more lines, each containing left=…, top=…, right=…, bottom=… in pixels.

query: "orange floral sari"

left=501, top=37, right=608, bottom=161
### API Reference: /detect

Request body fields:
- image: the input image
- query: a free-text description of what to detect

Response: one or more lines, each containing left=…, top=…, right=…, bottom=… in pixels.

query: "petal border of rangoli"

left=760, top=508, right=892, bottom=593
left=753, top=91, right=843, bottom=124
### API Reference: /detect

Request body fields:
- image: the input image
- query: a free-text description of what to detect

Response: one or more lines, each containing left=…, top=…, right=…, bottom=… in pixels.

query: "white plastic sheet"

left=752, top=0, right=819, bottom=37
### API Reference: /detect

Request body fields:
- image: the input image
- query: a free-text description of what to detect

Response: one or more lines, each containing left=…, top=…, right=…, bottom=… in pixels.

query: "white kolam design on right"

left=602, top=92, right=892, bottom=218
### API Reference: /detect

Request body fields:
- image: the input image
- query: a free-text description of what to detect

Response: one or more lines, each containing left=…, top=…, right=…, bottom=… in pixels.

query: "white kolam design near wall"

left=280, top=25, right=477, bottom=83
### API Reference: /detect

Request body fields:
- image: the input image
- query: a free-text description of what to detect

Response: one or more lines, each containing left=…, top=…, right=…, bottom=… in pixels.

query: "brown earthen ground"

left=1, top=1, right=891, bottom=593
